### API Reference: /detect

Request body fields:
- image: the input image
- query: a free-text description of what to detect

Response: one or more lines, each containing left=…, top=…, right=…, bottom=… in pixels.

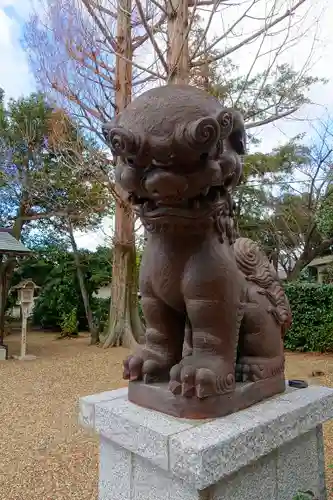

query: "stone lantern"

left=11, top=279, right=39, bottom=360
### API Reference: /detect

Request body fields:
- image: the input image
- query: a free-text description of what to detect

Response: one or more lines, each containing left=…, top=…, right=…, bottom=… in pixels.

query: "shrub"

left=60, top=308, right=78, bottom=337
left=91, top=297, right=110, bottom=333
left=292, top=493, right=316, bottom=500
left=284, top=283, right=333, bottom=352
left=33, top=279, right=87, bottom=331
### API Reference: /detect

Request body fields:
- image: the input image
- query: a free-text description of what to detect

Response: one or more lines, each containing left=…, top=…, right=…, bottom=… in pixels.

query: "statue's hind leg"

left=236, top=303, right=285, bottom=382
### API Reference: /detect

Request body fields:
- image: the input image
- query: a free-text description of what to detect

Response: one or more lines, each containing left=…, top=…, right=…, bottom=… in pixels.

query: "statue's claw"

left=169, top=355, right=235, bottom=399
left=123, top=353, right=172, bottom=383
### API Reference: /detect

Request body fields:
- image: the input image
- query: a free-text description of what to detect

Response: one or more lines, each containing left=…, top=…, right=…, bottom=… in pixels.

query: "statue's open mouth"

left=130, top=186, right=223, bottom=219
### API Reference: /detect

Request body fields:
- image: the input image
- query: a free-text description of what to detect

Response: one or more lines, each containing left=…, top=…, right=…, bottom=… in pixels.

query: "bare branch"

left=190, top=1, right=221, bottom=61
left=191, top=0, right=257, bottom=61
left=87, top=0, right=117, bottom=19
left=134, top=0, right=168, bottom=72
left=192, top=0, right=307, bottom=67
left=245, top=108, right=299, bottom=129
left=81, top=0, right=117, bottom=51
left=132, top=13, right=167, bottom=50
left=148, top=0, right=168, bottom=17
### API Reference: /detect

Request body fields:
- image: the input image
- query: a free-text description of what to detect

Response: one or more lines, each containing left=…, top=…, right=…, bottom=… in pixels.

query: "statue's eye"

left=126, top=158, right=135, bottom=166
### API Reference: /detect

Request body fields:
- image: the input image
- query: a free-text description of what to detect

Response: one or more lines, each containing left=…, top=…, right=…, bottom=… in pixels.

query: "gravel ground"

left=0, top=333, right=332, bottom=499
left=1, top=332, right=130, bottom=500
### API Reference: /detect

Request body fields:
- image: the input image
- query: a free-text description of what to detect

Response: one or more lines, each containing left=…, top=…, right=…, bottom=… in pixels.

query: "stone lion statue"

left=103, top=84, right=291, bottom=418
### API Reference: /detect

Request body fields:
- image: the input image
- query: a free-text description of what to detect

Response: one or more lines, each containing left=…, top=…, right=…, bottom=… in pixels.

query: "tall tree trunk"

left=67, top=220, right=99, bottom=344
left=167, top=0, right=189, bottom=83
left=0, top=218, right=25, bottom=341
left=287, top=257, right=309, bottom=282
left=287, top=236, right=333, bottom=281
left=0, top=260, right=5, bottom=344
left=0, top=258, right=8, bottom=344
left=0, top=258, right=17, bottom=344
left=102, top=0, right=144, bottom=348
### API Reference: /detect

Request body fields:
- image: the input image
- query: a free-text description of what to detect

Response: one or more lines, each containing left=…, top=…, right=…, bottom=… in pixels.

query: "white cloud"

left=74, top=216, right=114, bottom=250
left=0, top=8, right=12, bottom=45
left=0, top=0, right=33, bottom=19
left=0, top=1, right=34, bottom=100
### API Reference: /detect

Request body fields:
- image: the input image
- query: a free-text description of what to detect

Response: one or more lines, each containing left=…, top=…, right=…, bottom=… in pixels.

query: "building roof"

left=307, top=255, right=333, bottom=268
left=0, top=231, right=31, bottom=255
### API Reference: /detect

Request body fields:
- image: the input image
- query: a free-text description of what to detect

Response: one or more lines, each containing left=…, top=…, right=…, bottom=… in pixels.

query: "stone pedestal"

left=79, top=384, right=333, bottom=500
left=12, top=354, right=37, bottom=361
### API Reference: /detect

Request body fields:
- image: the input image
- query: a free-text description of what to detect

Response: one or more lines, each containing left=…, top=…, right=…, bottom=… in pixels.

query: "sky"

left=0, top=0, right=333, bottom=249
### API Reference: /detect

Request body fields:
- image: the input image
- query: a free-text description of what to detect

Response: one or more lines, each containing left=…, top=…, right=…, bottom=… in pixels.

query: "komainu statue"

left=103, top=84, right=292, bottom=419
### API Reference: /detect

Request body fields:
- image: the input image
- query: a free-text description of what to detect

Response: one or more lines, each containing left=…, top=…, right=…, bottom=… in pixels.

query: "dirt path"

left=0, top=333, right=332, bottom=499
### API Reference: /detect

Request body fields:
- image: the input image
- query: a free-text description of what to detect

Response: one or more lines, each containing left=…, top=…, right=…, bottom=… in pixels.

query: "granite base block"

left=79, top=384, right=333, bottom=500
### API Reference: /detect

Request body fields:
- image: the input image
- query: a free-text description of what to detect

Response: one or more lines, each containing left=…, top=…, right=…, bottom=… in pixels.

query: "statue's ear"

left=215, top=109, right=234, bottom=139
left=101, top=119, right=150, bottom=164
left=228, top=110, right=246, bottom=155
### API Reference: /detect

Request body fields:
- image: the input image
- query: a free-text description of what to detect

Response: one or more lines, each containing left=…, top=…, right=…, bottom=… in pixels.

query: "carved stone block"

left=79, top=385, right=333, bottom=499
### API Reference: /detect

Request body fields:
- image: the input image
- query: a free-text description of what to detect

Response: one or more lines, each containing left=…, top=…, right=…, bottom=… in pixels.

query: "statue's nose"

left=145, top=171, right=188, bottom=198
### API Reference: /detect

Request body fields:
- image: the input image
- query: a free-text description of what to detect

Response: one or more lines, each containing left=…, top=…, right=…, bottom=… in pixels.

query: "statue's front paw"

left=123, top=354, right=145, bottom=381
left=123, top=353, right=171, bottom=383
left=168, top=356, right=235, bottom=399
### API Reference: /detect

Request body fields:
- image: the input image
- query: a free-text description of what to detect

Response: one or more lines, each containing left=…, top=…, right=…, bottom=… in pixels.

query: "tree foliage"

left=284, top=283, right=333, bottom=352
left=317, top=184, right=333, bottom=238
left=0, top=90, right=113, bottom=341
left=10, top=242, right=113, bottom=332
left=236, top=122, right=333, bottom=279
left=0, top=91, right=111, bottom=236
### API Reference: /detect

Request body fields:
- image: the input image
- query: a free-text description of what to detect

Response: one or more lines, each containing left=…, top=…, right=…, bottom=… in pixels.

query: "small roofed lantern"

left=13, top=279, right=39, bottom=311
left=0, top=229, right=31, bottom=359
left=22, top=284, right=34, bottom=305
left=11, top=280, right=40, bottom=361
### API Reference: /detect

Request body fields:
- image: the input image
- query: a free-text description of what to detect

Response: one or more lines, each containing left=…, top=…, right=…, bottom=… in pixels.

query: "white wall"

left=93, top=285, right=111, bottom=300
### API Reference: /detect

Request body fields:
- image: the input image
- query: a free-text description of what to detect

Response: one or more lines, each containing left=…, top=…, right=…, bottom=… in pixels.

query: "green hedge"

left=91, top=297, right=145, bottom=334
left=92, top=284, right=333, bottom=353
left=284, top=283, right=333, bottom=352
